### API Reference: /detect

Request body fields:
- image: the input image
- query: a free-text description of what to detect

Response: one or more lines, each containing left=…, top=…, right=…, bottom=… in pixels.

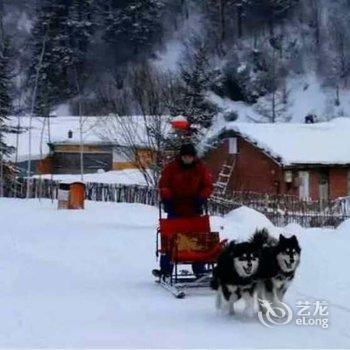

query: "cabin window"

left=284, top=170, right=293, bottom=183
left=228, top=138, right=238, bottom=154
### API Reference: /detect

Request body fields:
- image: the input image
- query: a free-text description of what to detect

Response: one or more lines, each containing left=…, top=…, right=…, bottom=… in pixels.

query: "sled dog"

left=251, top=230, right=301, bottom=312
left=212, top=229, right=301, bottom=316
left=211, top=240, right=260, bottom=315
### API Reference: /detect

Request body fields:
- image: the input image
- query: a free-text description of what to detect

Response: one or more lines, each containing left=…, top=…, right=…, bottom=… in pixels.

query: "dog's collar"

left=236, top=274, right=256, bottom=284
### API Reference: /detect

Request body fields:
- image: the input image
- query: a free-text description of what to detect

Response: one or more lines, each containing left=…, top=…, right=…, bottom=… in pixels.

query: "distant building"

left=44, top=141, right=154, bottom=174
left=6, top=115, right=165, bottom=175
left=204, top=118, right=350, bottom=202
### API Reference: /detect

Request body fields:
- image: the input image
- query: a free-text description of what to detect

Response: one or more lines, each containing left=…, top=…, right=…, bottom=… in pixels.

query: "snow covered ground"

left=1, top=198, right=350, bottom=347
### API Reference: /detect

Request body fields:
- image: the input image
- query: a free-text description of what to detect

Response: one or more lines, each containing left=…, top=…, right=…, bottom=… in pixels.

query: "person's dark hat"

left=179, top=143, right=197, bottom=157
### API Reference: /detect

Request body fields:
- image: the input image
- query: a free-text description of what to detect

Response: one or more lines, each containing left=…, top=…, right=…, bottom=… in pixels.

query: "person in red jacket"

left=153, top=143, right=213, bottom=278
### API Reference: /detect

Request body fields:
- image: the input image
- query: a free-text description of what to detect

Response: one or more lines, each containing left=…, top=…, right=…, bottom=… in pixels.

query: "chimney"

left=305, top=114, right=315, bottom=124
left=68, top=130, right=73, bottom=139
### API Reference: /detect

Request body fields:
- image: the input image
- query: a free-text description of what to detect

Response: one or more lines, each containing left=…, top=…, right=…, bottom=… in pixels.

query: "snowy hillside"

left=208, top=73, right=350, bottom=123
left=1, top=198, right=350, bottom=347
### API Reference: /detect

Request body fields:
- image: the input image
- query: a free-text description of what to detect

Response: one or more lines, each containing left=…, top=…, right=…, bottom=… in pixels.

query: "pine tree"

left=163, top=0, right=186, bottom=31
left=28, top=1, right=70, bottom=116
left=102, top=0, right=164, bottom=59
left=204, top=0, right=251, bottom=43
left=173, top=43, right=219, bottom=131
left=27, top=0, right=95, bottom=116
left=251, top=0, right=297, bottom=36
left=251, top=35, right=291, bottom=123
left=67, top=0, right=95, bottom=83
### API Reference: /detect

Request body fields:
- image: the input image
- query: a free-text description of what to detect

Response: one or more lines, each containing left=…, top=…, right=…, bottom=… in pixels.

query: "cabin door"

left=319, top=171, right=329, bottom=206
left=298, top=171, right=310, bottom=200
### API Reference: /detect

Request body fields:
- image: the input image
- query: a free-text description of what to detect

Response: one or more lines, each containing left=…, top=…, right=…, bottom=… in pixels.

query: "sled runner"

left=154, top=207, right=226, bottom=298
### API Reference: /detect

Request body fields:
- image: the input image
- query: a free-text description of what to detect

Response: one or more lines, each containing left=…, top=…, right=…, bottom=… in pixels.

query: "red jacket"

left=159, top=157, right=213, bottom=217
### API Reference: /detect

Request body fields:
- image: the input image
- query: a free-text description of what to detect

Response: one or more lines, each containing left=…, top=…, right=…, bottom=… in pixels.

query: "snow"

left=1, top=198, right=350, bottom=347
left=5, top=116, right=100, bottom=162
left=52, top=103, right=72, bottom=116
left=237, top=63, right=247, bottom=74
left=17, top=11, right=33, bottom=33
left=95, top=115, right=171, bottom=150
left=33, top=169, right=147, bottom=186
left=205, top=117, right=350, bottom=165
left=287, top=74, right=330, bottom=122
left=153, top=13, right=204, bottom=73
left=211, top=206, right=275, bottom=242
left=5, top=115, right=170, bottom=163
left=171, top=115, right=187, bottom=122
left=209, top=73, right=350, bottom=125
left=286, top=73, right=350, bottom=122
left=154, top=40, right=183, bottom=72
left=208, top=92, right=263, bottom=122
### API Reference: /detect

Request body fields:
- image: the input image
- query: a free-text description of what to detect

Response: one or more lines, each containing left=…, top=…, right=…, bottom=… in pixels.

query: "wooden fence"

left=211, top=191, right=350, bottom=227
left=4, top=178, right=350, bottom=228
left=6, top=178, right=159, bottom=206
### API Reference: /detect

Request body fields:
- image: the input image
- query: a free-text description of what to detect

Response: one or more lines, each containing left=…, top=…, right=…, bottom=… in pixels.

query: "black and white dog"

left=211, top=241, right=260, bottom=315
left=251, top=230, right=301, bottom=312
left=211, top=229, right=301, bottom=315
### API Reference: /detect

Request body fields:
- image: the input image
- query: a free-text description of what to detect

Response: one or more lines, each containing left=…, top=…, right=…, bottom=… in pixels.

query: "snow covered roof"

left=5, top=115, right=170, bottom=162
left=206, top=117, right=350, bottom=166
left=5, top=116, right=101, bottom=162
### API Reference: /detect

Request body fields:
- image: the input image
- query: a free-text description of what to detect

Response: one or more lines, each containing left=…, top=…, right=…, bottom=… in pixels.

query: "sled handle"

left=158, top=199, right=208, bottom=219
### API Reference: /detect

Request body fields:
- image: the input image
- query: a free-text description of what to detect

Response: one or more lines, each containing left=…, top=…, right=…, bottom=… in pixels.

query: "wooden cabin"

left=204, top=118, right=350, bottom=202
left=41, top=142, right=155, bottom=174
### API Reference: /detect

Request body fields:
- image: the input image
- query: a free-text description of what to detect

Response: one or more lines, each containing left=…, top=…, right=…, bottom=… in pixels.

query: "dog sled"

left=154, top=205, right=227, bottom=298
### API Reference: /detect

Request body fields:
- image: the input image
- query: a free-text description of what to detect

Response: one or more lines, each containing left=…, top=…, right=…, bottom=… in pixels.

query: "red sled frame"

left=155, top=205, right=226, bottom=298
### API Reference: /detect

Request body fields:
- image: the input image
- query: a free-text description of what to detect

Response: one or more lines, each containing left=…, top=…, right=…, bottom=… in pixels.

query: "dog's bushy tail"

left=250, top=228, right=275, bottom=248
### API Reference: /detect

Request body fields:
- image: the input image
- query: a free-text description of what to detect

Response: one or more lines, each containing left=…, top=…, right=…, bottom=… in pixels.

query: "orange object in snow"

left=68, top=182, right=85, bottom=209
left=171, top=116, right=189, bottom=131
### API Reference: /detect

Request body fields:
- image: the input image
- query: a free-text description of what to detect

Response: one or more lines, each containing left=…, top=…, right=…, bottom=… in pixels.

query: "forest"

left=1, top=0, right=350, bottom=167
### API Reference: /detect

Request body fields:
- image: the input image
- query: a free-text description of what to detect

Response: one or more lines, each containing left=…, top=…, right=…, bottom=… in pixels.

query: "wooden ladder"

left=212, top=157, right=236, bottom=201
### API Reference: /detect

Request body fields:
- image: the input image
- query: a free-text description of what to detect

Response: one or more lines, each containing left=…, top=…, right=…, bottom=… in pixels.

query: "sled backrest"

left=159, top=215, right=210, bottom=236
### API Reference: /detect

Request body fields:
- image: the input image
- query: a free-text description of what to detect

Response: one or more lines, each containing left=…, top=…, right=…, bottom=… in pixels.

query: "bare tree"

left=324, top=5, right=350, bottom=107
left=73, top=66, right=85, bottom=181
left=96, top=114, right=168, bottom=187
left=334, top=30, right=347, bottom=101
left=26, top=29, right=48, bottom=198
left=253, top=88, right=291, bottom=123
left=96, top=63, right=172, bottom=186
left=310, top=0, right=321, bottom=49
